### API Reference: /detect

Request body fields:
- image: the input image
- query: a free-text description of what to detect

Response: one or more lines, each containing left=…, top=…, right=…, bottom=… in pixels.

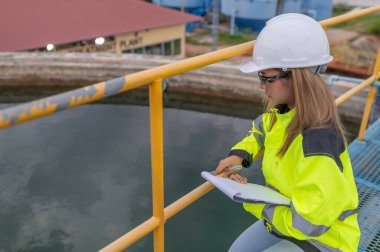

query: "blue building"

left=152, top=0, right=212, bottom=32
left=221, top=0, right=333, bottom=32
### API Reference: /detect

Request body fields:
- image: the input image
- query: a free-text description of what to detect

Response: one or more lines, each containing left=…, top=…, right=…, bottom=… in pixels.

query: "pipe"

left=335, top=76, right=376, bottom=106
left=328, top=75, right=380, bottom=88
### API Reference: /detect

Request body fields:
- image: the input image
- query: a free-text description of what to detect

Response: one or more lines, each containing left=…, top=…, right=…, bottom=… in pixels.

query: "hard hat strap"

left=309, top=64, right=328, bottom=74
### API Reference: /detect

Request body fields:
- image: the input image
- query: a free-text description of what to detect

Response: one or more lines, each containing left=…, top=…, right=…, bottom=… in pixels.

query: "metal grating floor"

left=349, top=119, right=380, bottom=252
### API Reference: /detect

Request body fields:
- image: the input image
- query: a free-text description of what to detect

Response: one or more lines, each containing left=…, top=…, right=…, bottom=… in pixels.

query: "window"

left=121, top=39, right=181, bottom=56
left=164, top=41, right=172, bottom=56
left=174, top=39, right=181, bottom=55
left=145, top=44, right=162, bottom=55
left=133, top=47, right=143, bottom=54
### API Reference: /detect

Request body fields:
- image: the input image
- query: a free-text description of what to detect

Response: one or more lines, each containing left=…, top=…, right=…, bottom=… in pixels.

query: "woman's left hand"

left=228, top=174, right=248, bottom=184
left=215, top=171, right=248, bottom=184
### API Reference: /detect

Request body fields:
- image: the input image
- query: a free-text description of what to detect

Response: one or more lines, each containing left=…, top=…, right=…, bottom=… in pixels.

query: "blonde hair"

left=265, top=68, right=346, bottom=156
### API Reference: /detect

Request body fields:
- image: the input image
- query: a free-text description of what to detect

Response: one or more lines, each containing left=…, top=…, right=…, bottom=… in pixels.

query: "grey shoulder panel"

left=302, top=127, right=345, bottom=172
left=253, top=115, right=265, bottom=148
left=254, top=115, right=265, bottom=134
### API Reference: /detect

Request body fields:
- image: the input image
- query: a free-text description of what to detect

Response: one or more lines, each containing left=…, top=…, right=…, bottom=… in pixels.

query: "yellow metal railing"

left=0, top=5, right=380, bottom=252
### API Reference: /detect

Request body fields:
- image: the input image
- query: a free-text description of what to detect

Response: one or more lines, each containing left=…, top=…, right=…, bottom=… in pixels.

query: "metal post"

left=180, top=0, right=184, bottom=12
left=149, top=79, right=165, bottom=252
left=358, top=47, right=380, bottom=141
left=370, top=87, right=380, bottom=124
left=276, top=0, right=285, bottom=16
left=212, top=0, right=220, bottom=51
left=358, top=86, right=377, bottom=141
left=230, top=9, right=237, bottom=36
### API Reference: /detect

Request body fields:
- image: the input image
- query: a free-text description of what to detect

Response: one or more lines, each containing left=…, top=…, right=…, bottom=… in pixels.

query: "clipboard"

left=201, top=171, right=290, bottom=206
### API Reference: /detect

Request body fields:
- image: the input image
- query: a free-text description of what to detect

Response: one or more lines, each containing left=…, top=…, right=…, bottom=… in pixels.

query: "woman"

left=214, top=14, right=360, bottom=252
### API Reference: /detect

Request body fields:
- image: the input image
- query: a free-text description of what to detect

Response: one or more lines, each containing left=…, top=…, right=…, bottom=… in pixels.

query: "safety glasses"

left=258, top=71, right=292, bottom=84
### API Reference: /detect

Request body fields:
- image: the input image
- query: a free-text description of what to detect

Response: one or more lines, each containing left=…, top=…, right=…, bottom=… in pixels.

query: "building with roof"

left=0, top=0, right=202, bottom=57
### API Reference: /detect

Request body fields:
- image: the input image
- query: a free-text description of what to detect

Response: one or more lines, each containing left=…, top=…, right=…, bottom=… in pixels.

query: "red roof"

left=0, top=0, right=202, bottom=52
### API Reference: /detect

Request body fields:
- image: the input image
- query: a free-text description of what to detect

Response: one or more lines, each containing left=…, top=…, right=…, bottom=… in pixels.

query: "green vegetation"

left=185, top=36, right=209, bottom=46
left=333, top=4, right=352, bottom=16
left=368, top=18, right=380, bottom=36
left=186, top=29, right=256, bottom=47
left=218, top=31, right=255, bottom=45
left=332, top=4, right=380, bottom=35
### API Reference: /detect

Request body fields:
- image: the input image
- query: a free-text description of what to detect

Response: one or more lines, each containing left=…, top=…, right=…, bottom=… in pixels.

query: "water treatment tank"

left=283, top=0, right=302, bottom=13
left=153, top=0, right=213, bottom=13
left=221, top=0, right=275, bottom=32
left=153, top=0, right=204, bottom=9
left=301, top=0, right=333, bottom=21
left=153, top=0, right=211, bottom=32
left=221, top=0, right=302, bottom=32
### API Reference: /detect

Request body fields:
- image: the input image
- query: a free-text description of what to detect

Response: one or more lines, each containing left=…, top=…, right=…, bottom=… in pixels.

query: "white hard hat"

left=240, top=13, right=333, bottom=73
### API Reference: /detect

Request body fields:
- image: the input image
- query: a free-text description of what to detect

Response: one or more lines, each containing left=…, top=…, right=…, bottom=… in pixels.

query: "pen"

left=225, top=165, right=244, bottom=172
left=210, top=165, right=244, bottom=175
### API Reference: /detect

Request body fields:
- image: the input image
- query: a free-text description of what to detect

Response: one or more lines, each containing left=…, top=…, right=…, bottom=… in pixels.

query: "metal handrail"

left=101, top=7, right=380, bottom=251
left=0, top=5, right=379, bottom=252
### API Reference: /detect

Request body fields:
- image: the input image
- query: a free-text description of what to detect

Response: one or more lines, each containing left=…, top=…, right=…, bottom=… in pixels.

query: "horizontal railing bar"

left=320, top=5, right=380, bottom=27
left=99, top=217, right=160, bottom=252
left=335, top=75, right=376, bottom=106
left=164, top=181, right=215, bottom=221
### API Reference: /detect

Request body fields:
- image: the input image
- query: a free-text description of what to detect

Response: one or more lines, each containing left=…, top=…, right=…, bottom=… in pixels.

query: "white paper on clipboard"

left=201, top=171, right=290, bottom=205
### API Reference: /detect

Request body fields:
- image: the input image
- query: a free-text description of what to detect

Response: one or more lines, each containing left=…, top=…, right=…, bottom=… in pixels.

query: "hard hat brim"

left=239, top=60, right=262, bottom=73
left=239, top=55, right=334, bottom=74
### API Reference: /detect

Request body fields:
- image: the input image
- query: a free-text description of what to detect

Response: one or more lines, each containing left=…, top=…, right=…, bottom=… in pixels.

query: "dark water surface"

left=0, top=104, right=360, bottom=252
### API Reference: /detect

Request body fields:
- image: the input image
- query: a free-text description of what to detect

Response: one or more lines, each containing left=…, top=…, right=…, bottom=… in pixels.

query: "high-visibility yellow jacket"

left=230, top=106, right=360, bottom=252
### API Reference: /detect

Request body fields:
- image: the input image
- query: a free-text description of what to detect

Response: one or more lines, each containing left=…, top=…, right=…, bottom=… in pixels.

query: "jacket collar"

left=272, top=105, right=296, bottom=126
left=274, top=104, right=290, bottom=114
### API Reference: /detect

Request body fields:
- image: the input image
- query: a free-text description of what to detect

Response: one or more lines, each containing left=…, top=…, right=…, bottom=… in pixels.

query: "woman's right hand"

left=214, top=155, right=244, bottom=176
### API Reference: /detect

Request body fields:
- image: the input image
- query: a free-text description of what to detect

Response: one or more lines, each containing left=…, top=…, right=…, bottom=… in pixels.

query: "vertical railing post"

left=149, top=79, right=165, bottom=252
left=358, top=47, right=380, bottom=141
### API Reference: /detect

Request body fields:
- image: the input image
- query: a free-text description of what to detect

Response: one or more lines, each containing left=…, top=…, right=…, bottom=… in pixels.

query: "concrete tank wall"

left=0, top=52, right=366, bottom=123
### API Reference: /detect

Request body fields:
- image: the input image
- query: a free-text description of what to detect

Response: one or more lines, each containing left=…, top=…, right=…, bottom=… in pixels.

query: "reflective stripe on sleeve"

left=338, top=208, right=358, bottom=221
left=290, top=202, right=330, bottom=237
